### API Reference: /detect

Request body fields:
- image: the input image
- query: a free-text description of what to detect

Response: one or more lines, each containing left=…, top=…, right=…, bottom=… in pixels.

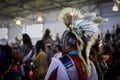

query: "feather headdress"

left=59, top=7, right=102, bottom=76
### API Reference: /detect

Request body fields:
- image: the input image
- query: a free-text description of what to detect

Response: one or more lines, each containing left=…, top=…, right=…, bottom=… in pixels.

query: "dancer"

left=45, top=8, right=102, bottom=80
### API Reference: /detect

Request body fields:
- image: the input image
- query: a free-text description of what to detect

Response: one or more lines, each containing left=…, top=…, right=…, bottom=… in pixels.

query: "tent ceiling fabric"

left=0, top=0, right=112, bottom=21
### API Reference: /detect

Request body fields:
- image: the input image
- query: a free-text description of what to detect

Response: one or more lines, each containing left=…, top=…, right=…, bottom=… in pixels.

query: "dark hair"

left=22, top=34, right=32, bottom=49
left=42, top=28, right=51, bottom=41
left=0, top=44, right=12, bottom=58
left=0, top=44, right=13, bottom=72
left=55, top=44, right=62, bottom=51
left=116, top=24, right=119, bottom=27
left=36, top=40, right=45, bottom=54
left=64, top=32, right=77, bottom=48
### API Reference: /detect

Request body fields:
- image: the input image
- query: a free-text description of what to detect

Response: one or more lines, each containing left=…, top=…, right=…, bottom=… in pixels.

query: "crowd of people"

left=104, top=24, right=120, bottom=44
left=103, top=24, right=120, bottom=80
left=0, top=8, right=120, bottom=80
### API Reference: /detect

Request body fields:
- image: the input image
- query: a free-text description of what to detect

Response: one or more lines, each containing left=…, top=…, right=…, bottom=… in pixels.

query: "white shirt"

left=45, top=56, right=98, bottom=80
left=45, top=58, right=69, bottom=80
left=53, top=52, right=62, bottom=59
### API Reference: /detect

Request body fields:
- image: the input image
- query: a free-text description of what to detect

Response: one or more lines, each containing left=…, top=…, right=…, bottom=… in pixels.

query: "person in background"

left=52, top=44, right=62, bottom=59
left=33, top=40, right=48, bottom=80
left=14, top=36, right=21, bottom=47
left=45, top=44, right=54, bottom=66
left=42, top=28, right=52, bottom=44
left=104, top=41, right=120, bottom=80
left=111, top=25, right=116, bottom=44
left=20, top=33, right=34, bottom=80
left=105, top=29, right=111, bottom=43
left=45, top=8, right=102, bottom=80
left=55, top=33, right=61, bottom=44
left=0, top=39, right=14, bottom=80
left=116, top=24, right=120, bottom=40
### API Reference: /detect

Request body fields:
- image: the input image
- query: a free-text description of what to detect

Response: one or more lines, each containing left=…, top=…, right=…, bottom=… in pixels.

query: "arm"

left=45, top=58, right=69, bottom=80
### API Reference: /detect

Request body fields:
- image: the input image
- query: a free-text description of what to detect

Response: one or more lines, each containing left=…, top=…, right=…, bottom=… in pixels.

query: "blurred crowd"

left=0, top=24, right=120, bottom=80
left=0, top=28, right=62, bottom=80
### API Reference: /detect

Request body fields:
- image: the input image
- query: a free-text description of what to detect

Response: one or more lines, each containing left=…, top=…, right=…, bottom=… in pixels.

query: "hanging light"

left=16, top=20, right=21, bottom=25
left=37, top=16, right=43, bottom=22
left=112, top=4, right=119, bottom=11
left=105, top=18, right=109, bottom=22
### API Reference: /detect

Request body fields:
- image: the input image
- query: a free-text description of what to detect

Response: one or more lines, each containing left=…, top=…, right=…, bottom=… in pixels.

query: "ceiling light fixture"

left=16, top=20, right=21, bottom=25
left=37, top=16, right=43, bottom=22
left=104, top=18, right=109, bottom=22
left=113, top=0, right=120, bottom=11
left=112, top=4, right=119, bottom=11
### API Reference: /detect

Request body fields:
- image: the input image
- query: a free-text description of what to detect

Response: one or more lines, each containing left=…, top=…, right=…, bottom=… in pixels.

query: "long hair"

left=42, top=28, right=51, bottom=43
left=22, top=33, right=33, bottom=49
left=36, top=40, right=45, bottom=55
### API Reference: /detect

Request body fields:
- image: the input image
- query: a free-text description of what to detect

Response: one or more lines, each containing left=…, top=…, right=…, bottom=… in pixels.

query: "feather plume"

left=93, top=17, right=103, bottom=23
left=58, top=7, right=82, bottom=28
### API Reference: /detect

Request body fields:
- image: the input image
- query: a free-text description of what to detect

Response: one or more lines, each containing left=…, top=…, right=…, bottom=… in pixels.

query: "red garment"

left=69, top=55, right=87, bottom=80
left=48, top=67, right=58, bottom=80
left=100, top=53, right=113, bottom=66
left=48, top=54, right=87, bottom=80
